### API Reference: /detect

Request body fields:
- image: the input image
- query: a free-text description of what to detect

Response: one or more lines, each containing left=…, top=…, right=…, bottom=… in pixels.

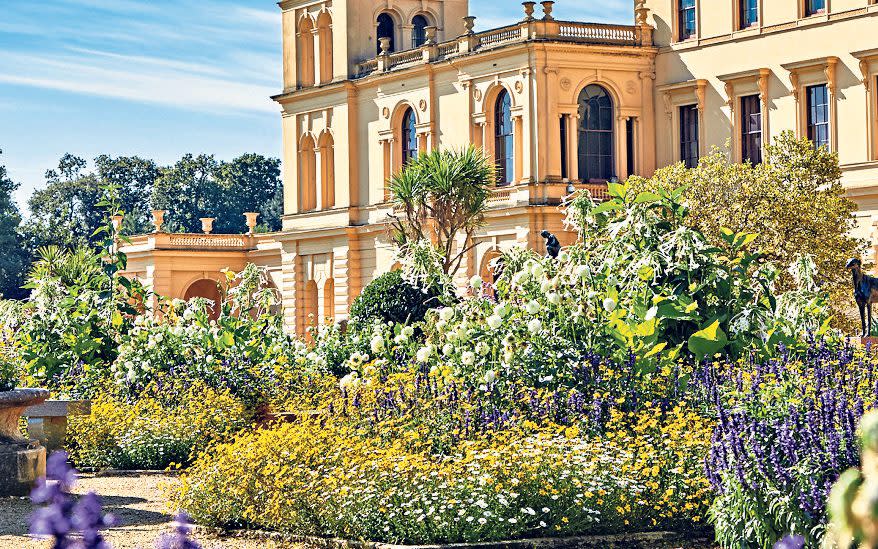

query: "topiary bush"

left=349, top=271, right=440, bottom=326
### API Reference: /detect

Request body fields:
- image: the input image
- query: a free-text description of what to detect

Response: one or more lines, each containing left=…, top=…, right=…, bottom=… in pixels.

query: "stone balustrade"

left=355, top=20, right=649, bottom=78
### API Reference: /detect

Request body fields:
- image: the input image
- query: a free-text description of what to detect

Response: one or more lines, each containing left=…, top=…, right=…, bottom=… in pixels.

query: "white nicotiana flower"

left=602, top=297, right=617, bottom=312
left=483, top=370, right=496, bottom=384
left=487, top=315, right=503, bottom=330
left=476, top=341, right=490, bottom=356
left=442, top=343, right=455, bottom=357
left=525, top=300, right=540, bottom=314
left=547, top=292, right=561, bottom=305
left=370, top=335, right=385, bottom=354
left=470, top=275, right=483, bottom=289
left=416, top=345, right=434, bottom=363
left=494, top=303, right=509, bottom=318
left=529, top=262, right=544, bottom=279
left=527, top=318, right=542, bottom=334
left=439, top=307, right=455, bottom=322
left=461, top=351, right=475, bottom=366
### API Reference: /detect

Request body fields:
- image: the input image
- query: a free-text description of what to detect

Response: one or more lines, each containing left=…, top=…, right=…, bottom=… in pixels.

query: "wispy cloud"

left=0, top=50, right=277, bottom=114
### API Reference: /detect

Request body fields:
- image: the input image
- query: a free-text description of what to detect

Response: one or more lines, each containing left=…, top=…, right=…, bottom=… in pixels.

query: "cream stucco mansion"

left=120, top=0, right=878, bottom=336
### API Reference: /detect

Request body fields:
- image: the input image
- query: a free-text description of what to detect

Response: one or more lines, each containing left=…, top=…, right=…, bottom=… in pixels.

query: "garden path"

left=0, top=472, right=300, bottom=548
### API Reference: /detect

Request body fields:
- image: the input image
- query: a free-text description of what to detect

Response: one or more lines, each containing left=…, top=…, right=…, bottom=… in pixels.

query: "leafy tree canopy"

left=0, top=150, right=27, bottom=299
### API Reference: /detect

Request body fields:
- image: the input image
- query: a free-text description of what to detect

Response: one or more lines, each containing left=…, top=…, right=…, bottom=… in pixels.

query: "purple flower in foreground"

left=155, top=512, right=201, bottom=549
left=773, top=534, right=805, bottom=549
left=74, top=492, right=116, bottom=549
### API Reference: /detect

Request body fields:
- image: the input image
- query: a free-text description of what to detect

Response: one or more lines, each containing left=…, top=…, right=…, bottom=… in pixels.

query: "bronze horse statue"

left=848, top=258, right=878, bottom=337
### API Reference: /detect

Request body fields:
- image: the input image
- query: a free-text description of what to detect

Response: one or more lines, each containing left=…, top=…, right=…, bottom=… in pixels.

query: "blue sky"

left=0, top=0, right=630, bottom=210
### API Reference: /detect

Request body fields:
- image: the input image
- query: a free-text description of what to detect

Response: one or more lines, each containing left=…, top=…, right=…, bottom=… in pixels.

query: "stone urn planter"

left=0, top=388, right=49, bottom=496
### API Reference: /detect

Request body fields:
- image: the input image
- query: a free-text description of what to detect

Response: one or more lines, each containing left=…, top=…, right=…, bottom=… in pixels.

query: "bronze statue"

left=541, top=230, right=560, bottom=259
left=847, top=258, right=878, bottom=337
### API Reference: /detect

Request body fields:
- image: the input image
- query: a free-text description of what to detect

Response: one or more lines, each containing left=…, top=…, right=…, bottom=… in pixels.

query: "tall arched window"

left=401, top=108, right=418, bottom=165
left=377, top=13, right=395, bottom=54
left=318, top=132, right=335, bottom=209
left=297, top=17, right=315, bottom=88
left=412, top=15, right=428, bottom=48
left=316, top=11, right=333, bottom=85
left=577, top=85, right=615, bottom=182
left=299, top=135, right=317, bottom=212
left=494, top=89, right=514, bottom=186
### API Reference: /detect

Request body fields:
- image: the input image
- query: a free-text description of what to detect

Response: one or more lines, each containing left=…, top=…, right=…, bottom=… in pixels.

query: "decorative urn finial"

left=151, top=210, right=166, bottom=233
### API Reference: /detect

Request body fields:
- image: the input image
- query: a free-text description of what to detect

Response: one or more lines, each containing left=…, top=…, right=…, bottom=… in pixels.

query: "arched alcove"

left=184, top=279, right=222, bottom=321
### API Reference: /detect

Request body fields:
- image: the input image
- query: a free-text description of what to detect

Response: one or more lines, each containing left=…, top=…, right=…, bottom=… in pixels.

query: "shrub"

left=67, top=379, right=252, bottom=470
left=349, top=270, right=440, bottom=326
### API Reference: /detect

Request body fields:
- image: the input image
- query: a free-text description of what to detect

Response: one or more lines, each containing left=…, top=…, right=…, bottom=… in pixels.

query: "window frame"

left=806, top=83, right=830, bottom=150
left=740, top=94, right=763, bottom=164
left=804, top=0, right=826, bottom=17
left=411, top=15, right=428, bottom=49
left=401, top=108, right=418, bottom=166
left=494, top=89, right=514, bottom=186
left=678, top=0, right=697, bottom=41
left=679, top=104, right=700, bottom=168
left=576, top=84, right=616, bottom=183
left=739, top=0, right=759, bottom=29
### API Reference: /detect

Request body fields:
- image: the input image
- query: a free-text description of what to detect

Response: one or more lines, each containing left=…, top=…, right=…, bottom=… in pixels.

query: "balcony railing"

left=355, top=20, right=648, bottom=78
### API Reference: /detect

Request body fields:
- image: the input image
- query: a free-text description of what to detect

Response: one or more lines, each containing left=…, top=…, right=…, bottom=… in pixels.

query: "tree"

left=0, top=150, right=27, bottom=299
left=24, top=154, right=105, bottom=250
left=151, top=154, right=281, bottom=233
left=95, top=155, right=160, bottom=235
left=388, top=147, right=494, bottom=276
left=628, top=131, right=862, bottom=328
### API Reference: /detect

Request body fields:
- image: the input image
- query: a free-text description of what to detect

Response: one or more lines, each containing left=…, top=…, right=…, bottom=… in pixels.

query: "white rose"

left=439, top=307, right=455, bottom=322
left=461, top=351, right=475, bottom=366
left=487, top=315, right=503, bottom=330
left=511, top=271, right=527, bottom=287
left=494, top=303, right=509, bottom=318
left=527, top=318, right=542, bottom=334
left=577, top=265, right=590, bottom=279
left=540, top=279, right=552, bottom=293
left=402, top=326, right=415, bottom=338
left=339, top=372, right=359, bottom=390
left=435, top=320, right=447, bottom=333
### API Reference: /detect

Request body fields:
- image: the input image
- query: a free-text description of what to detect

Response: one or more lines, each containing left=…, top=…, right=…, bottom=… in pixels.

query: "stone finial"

left=635, top=0, right=650, bottom=25
left=200, top=217, right=215, bottom=235
left=424, top=25, right=438, bottom=45
left=540, top=1, right=555, bottom=21
left=463, top=15, right=476, bottom=34
left=110, top=214, right=124, bottom=233
left=378, top=37, right=392, bottom=55
left=244, top=212, right=259, bottom=234
left=151, top=210, right=166, bottom=233
left=522, top=1, right=536, bottom=21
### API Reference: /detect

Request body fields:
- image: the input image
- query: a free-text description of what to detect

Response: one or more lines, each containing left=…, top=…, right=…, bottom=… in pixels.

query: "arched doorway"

left=184, top=279, right=222, bottom=321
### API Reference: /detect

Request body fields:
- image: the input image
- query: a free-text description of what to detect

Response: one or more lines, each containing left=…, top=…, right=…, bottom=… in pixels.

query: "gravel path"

left=0, top=472, right=298, bottom=548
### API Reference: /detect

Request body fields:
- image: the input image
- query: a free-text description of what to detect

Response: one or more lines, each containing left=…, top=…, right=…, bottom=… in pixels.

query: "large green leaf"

left=688, top=319, right=729, bottom=360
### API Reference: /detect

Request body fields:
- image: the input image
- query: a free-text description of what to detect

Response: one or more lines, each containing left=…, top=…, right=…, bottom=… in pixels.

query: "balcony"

left=355, top=20, right=649, bottom=78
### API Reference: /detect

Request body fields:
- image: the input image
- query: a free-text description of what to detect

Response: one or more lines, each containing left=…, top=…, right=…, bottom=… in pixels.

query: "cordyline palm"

left=388, top=146, right=495, bottom=276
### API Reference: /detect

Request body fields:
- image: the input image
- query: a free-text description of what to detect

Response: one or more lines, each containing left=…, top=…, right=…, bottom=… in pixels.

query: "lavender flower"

left=156, top=512, right=201, bottom=549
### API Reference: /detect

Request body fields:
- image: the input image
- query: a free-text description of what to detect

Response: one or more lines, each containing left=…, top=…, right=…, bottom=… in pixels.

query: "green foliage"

left=389, top=147, right=494, bottom=276
left=0, top=150, right=28, bottom=300
left=628, top=131, right=862, bottom=329
left=151, top=153, right=281, bottom=234
left=349, top=270, right=441, bottom=327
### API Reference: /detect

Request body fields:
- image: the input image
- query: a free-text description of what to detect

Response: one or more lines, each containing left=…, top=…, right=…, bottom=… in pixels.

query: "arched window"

left=316, top=11, right=333, bottom=85
left=299, top=135, right=317, bottom=212
left=318, top=132, right=335, bottom=209
left=401, top=108, right=418, bottom=165
left=297, top=17, right=315, bottom=88
left=494, top=89, right=514, bottom=186
left=377, top=13, right=395, bottom=54
left=577, top=85, right=615, bottom=182
left=323, top=279, right=335, bottom=323
left=302, top=280, right=319, bottom=339
left=412, top=15, right=428, bottom=48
